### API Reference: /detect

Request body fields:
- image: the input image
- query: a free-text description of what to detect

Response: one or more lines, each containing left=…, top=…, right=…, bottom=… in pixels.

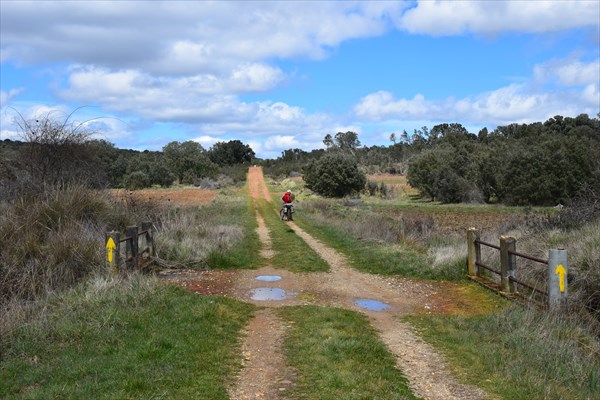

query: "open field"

left=112, top=187, right=218, bottom=207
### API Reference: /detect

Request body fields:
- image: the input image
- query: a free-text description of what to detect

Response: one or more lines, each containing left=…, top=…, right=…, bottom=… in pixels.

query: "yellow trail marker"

left=106, top=237, right=116, bottom=263
left=555, top=264, right=566, bottom=293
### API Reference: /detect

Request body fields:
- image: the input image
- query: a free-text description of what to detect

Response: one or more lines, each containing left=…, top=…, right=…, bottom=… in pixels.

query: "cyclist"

left=281, top=189, right=295, bottom=221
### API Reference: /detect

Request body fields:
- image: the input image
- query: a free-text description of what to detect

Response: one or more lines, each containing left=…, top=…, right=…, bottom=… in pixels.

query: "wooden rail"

left=105, top=222, right=155, bottom=272
left=467, top=228, right=568, bottom=310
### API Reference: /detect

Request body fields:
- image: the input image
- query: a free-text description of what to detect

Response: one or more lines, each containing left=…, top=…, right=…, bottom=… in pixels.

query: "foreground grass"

left=256, top=199, right=329, bottom=272
left=1, top=274, right=254, bottom=399
left=279, top=305, right=418, bottom=400
left=406, top=306, right=600, bottom=400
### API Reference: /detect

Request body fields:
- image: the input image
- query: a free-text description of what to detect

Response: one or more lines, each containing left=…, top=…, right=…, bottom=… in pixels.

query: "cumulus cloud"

left=354, top=57, right=600, bottom=125
left=0, top=1, right=407, bottom=72
left=399, top=0, right=599, bottom=36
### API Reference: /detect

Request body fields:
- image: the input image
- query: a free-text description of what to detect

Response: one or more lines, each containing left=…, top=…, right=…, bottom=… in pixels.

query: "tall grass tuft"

left=408, top=306, right=600, bottom=399
left=0, top=185, right=163, bottom=305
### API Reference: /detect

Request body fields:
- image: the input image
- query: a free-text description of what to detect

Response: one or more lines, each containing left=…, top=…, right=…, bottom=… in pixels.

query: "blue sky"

left=1, top=1, right=599, bottom=159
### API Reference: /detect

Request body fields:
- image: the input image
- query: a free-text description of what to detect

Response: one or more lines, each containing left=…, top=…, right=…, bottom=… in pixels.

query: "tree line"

left=2, top=111, right=598, bottom=206
left=262, top=114, right=599, bottom=206
left=0, top=112, right=255, bottom=196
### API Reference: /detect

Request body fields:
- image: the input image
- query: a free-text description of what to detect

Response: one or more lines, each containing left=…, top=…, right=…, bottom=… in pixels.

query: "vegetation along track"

left=164, top=167, right=490, bottom=400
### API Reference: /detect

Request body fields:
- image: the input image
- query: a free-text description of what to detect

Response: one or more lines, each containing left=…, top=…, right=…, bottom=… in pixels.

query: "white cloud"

left=354, top=55, right=600, bottom=126
left=399, top=0, right=599, bottom=36
left=0, top=88, right=24, bottom=107
left=534, top=58, right=600, bottom=86
left=192, top=135, right=220, bottom=149
left=265, top=135, right=300, bottom=150
left=1, top=1, right=406, bottom=72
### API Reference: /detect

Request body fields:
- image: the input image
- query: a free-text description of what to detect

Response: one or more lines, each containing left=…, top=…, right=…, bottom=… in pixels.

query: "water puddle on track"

left=355, top=298, right=390, bottom=311
left=250, top=288, right=289, bottom=301
left=255, top=275, right=282, bottom=282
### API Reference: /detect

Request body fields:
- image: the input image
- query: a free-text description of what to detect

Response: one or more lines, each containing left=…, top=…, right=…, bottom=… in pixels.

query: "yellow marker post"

left=548, top=249, right=568, bottom=310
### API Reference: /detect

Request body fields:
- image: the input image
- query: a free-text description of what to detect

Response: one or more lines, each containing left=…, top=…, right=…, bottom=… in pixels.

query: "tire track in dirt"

left=251, top=166, right=486, bottom=400
left=227, top=309, right=295, bottom=400
left=228, top=167, right=290, bottom=400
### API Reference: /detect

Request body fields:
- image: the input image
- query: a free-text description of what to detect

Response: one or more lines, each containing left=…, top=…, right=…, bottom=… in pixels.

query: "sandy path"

left=165, top=167, right=488, bottom=400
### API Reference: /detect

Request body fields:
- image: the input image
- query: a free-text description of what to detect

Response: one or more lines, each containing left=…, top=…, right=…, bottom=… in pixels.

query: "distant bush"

left=303, top=153, right=366, bottom=198
left=123, top=171, right=151, bottom=190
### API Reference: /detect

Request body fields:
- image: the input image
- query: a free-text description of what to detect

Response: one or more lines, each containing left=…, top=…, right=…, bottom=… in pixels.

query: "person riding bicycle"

left=282, top=189, right=295, bottom=220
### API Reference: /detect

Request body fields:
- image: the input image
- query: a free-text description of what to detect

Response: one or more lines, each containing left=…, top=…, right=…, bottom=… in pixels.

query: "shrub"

left=123, top=171, right=151, bottom=190
left=303, top=153, right=366, bottom=198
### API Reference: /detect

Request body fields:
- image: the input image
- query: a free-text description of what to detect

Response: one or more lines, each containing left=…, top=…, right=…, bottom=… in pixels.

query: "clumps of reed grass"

left=303, top=199, right=435, bottom=245
left=154, top=212, right=243, bottom=267
left=0, top=185, right=163, bottom=306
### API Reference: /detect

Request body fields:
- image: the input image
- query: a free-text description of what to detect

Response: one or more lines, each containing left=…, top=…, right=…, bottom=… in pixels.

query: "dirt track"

left=164, top=167, right=488, bottom=400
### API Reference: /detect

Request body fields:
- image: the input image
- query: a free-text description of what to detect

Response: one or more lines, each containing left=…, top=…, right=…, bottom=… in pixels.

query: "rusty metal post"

left=126, top=225, right=139, bottom=269
left=467, top=228, right=479, bottom=276
left=500, top=236, right=516, bottom=292
left=105, top=231, right=120, bottom=274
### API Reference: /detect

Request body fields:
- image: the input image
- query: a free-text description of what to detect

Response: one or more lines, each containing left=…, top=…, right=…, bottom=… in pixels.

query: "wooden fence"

left=105, top=222, right=155, bottom=272
left=467, top=228, right=568, bottom=310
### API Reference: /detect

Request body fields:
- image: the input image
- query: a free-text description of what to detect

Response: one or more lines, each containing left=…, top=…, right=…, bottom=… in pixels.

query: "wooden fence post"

left=467, top=228, right=479, bottom=276
left=548, top=248, right=568, bottom=310
left=500, top=236, right=517, bottom=292
left=126, top=225, right=139, bottom=269
left=141, top=221, right=154, bottom=258
left=105, top=231, right=120, bottom=274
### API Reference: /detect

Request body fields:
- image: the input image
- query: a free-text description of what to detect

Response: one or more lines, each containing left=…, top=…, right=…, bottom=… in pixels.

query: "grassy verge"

left=294, top=212, right=464, bottom=280
left=279, top=305, right=418, bottom=400
left=256, top=199, right=329, bottom=272
left=156, top=188, right=262, bottom=270
left=205, top=192, right=263, bottom=269
left=406, top=306, right=600, bottom=400
left=0, top=274, right=254, bottom=399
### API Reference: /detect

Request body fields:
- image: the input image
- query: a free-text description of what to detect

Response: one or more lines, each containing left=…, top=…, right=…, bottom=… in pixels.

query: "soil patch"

left=112, top=188, right=218, bottom=207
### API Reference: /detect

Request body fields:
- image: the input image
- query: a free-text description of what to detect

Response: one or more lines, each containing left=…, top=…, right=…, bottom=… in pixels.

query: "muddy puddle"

left=255, top=275, right=282, bottom=282
left=355, top=298, right=390, bottom=311
left=250, top=288, right=291, bottom=301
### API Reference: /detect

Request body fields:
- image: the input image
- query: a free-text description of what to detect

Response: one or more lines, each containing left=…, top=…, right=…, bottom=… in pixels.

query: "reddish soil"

left=112, top=188, right=218, bottom=207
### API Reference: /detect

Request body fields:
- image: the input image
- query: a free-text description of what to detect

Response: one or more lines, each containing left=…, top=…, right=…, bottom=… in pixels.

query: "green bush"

left=123, top=171, right=151, bottom=190
left=303, top=153, right=366, bottom=198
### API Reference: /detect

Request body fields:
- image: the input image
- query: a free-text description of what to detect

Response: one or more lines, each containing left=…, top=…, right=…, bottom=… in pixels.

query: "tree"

left=334, top=131, right=361, bottom=154
left=208, top=140, right=255, bottom=166
left=163, top=141, right=215, bottom=183
left=303, top=153, right=366, bottom=198
left=389, top=132, right=397, bottom=144
left=323, top=134, right=334, bottom=149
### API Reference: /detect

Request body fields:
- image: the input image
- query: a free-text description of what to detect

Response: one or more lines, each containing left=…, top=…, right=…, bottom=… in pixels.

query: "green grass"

left=0, top=274, right=255, bottom=399
left=279, top=305, right=418, bottom=400
left=256, top=199, right=329, bottom=272
left=406, top=306, right=600, bottom=400
left=204, top=190, right=263, bottom=269
left=293, top=212, right=465, bottom=280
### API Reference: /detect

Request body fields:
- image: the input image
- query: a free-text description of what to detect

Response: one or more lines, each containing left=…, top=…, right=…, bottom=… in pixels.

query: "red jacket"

left=282, top=192, right=292, bottom=204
